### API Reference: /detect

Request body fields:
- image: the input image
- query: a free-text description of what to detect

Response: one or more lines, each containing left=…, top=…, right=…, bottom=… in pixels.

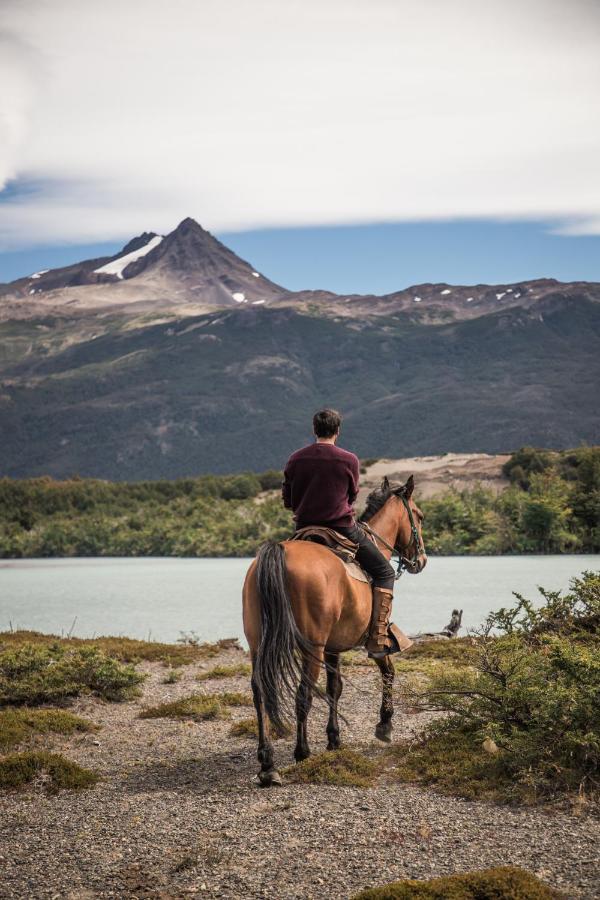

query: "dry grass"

left=197, top=662, right=251, bottom=681
left=0, top=643, right=144, bottom=705
left=140, top=691, right=253, bottom=722
left=352, top=865, right=563, bottom=899
left=0, top=751, right=99, bottom=793
left=385, top=726, right=521, bottom=805
left=284, top=749, right=380, bottom=787
left=340, top=650, right=374, bottom=668
left=405, top=638, right=478, bottom=663
left=0, top=631, right=242, bottom=667
left=229, top=717, right=258, bottom=737
left=229, top=716, right=291, bottom=739
left=0, top=707, right=97, bottom=751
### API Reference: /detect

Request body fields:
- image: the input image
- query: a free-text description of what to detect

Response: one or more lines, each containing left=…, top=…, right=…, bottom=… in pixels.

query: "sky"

left=1, top=0, right=599, bottom=290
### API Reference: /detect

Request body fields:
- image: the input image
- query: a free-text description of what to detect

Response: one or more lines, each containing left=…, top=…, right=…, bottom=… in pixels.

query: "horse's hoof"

left=375, top=724, right=392, bottom=743
left=258, top=769, right=282, bottom=787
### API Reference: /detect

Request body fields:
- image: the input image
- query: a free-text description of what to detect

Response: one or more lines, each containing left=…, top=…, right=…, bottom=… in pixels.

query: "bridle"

left=360, top=494, right=424, bottom=579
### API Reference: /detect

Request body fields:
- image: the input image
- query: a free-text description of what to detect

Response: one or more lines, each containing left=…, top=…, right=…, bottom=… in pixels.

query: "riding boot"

left=366, top=587, right=414, bottom=658
left=366, top=587, right=394, bottom=658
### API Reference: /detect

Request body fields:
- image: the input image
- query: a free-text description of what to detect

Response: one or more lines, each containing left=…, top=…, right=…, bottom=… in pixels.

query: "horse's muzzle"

left=403, top=554, right=427, bottom=575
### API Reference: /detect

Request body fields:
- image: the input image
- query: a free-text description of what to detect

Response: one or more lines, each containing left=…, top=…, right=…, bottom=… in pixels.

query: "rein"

left=361, top=495, right=423, bottom=579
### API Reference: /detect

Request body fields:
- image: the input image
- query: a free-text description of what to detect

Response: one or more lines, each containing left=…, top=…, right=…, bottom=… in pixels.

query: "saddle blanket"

left=287, top=526, right=371, bottom=584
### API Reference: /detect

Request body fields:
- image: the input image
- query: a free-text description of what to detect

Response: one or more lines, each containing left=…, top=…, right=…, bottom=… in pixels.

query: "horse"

left=242, top=474, right=427, bottom=786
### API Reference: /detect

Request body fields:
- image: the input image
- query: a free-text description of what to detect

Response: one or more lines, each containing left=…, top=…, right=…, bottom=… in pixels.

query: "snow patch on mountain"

left=94, top=235, right=163, bottom=279
left=30, top=270, right=49, bottom=279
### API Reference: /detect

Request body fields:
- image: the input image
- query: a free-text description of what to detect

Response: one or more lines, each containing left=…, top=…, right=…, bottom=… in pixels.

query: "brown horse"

left=242, top=475, right=427, bottom=786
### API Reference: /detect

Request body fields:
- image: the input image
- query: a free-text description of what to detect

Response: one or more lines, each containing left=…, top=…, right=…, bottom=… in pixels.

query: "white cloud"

left=0, top=0, right=599, bottom=247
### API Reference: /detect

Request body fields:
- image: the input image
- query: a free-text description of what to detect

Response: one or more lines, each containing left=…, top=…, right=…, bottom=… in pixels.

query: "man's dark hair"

left=313, top=408, right=342, bottom=438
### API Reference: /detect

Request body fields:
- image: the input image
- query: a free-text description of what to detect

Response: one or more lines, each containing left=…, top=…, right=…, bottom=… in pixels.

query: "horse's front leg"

left=294, top=651, right=322, bottom=763
left=325, top=651, right=343, bottom=750
left=374, top=654, right=395, bottom=742
left=251, top=657, right=281, bottom=786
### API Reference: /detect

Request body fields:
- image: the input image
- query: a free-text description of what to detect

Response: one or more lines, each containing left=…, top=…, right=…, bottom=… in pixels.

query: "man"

left=282, top=408, right=396, bottom=658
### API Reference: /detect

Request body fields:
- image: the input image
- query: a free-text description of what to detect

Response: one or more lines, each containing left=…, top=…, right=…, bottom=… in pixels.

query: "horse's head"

left=360, top=474, right=427, bottom=575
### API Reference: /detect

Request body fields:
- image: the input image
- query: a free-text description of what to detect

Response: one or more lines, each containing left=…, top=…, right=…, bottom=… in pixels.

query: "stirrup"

left=367, top=623, right=413, bottom=658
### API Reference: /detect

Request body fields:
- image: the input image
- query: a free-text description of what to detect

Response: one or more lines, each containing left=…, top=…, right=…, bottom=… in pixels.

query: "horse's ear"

left=381, top=476, right=390, bottom=491
left=404, top=475, right=415, bottom=499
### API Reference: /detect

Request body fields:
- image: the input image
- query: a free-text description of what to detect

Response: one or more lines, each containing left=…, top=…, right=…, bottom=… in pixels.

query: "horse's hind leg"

left=374, top=655, right=395, bottom=742
left=294, top=650, right=323, bottom=763
left=251, top=658, right=281, bottom=787
left=325, top=651, right=343, bottom=751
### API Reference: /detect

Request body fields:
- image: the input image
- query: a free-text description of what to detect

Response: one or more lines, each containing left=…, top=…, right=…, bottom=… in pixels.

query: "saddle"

left=287, top=526, right=371, bottom=584
left=287, top=526, right=413, bottom=654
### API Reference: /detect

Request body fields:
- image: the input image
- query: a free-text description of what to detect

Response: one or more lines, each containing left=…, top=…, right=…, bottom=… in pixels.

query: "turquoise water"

left=1, top=555, right=598, bottom=644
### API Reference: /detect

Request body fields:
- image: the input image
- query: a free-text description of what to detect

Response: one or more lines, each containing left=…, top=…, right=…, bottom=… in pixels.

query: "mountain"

left=0, top=218, right=288, bottom=318
left=0, top=218, right=599, bottom=479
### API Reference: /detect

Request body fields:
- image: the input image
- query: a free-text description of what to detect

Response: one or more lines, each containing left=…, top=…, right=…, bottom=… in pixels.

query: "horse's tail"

left=253, top=540, right=318, bottom=733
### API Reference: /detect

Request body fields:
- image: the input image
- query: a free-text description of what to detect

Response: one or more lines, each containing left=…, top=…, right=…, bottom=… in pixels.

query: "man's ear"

left=381, top=476, right=390, bottom=491
left=404, top=474, right=415, bottom=499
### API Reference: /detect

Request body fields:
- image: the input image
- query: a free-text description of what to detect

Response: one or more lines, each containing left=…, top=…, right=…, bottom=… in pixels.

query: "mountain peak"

left=173, top=217, right=207, bottom=235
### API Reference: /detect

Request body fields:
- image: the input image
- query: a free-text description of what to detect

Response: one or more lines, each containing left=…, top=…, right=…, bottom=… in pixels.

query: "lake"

left=1, top=555, right=598, bottom=645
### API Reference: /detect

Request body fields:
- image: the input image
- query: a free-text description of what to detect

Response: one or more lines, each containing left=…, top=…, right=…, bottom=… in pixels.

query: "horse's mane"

left=359, top=481, right=402, bottom=522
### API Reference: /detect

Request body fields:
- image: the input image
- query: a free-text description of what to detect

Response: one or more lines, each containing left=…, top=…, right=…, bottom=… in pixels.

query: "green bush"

left=400, top=572, right=600, bottom=803
left=0, top=643, right=144, bottom=705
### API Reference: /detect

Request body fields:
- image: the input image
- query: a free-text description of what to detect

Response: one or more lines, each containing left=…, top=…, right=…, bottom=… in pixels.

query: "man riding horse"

left=282, top=407, right=406, bottom=657
left=243, top=409, right=426, bottom=784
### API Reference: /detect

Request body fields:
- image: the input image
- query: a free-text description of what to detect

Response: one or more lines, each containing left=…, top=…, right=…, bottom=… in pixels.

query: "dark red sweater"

left=282, top=442, right=360, bottom=528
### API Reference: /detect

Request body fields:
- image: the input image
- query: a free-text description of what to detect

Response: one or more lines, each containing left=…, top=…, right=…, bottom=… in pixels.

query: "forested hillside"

left=1, top=447, right=597, bottom=558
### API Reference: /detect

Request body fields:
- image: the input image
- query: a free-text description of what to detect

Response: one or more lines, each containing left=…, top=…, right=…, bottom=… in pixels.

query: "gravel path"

left=1, top=648, right=598, bottom=899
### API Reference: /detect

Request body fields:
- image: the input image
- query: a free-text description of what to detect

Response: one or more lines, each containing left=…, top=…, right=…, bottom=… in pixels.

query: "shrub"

left=0, top=643, right=144, bottom=705
left=0, top=631, right=240, bottom=666
left=353, top=866, right=562, bottom=899
left=399, top=572, right=600, bottom=803
left=0, top=751, right=98, bottom=793
left=257, top=469, right=283, bottom=491
left=0, top=708, right=97, bottom=750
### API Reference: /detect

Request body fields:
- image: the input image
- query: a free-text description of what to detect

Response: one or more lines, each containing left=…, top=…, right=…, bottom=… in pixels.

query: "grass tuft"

left=0, top=642, right=144, bottom=705
left=229, top=717, right=258, bottom=737
left=352, top=865, right=563, bottom=899
left=197, top=662, right=251, bottom=681
left=229, top=716, right=291, bottom=739
left=0, top=631, right=242, bottom=667
left=140, top=691, right=252, bottom=722
left=0, top=707, right=97, bottom=751
left=340, top=651, right=374, bottom=668
left=385, top=725, right=520, bottom=804
left=284, top=749, right=380, bottom=787
left=0, top=751, right=99, bottom=793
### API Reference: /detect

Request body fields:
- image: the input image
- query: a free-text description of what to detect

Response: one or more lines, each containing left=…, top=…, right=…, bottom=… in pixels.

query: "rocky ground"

left=1, top=644, right=598, bottom=899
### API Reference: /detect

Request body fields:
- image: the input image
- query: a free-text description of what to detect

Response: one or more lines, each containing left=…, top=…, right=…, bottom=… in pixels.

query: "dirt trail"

left=1, top=645, right=598, bottom=899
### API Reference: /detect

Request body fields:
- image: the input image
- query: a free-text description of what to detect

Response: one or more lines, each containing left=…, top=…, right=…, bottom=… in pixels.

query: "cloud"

left=0, top=0, right=599, bottom=247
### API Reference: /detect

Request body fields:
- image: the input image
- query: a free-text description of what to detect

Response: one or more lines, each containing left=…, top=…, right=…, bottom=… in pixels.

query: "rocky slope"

left=0, top=218, right=598, bottom=479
